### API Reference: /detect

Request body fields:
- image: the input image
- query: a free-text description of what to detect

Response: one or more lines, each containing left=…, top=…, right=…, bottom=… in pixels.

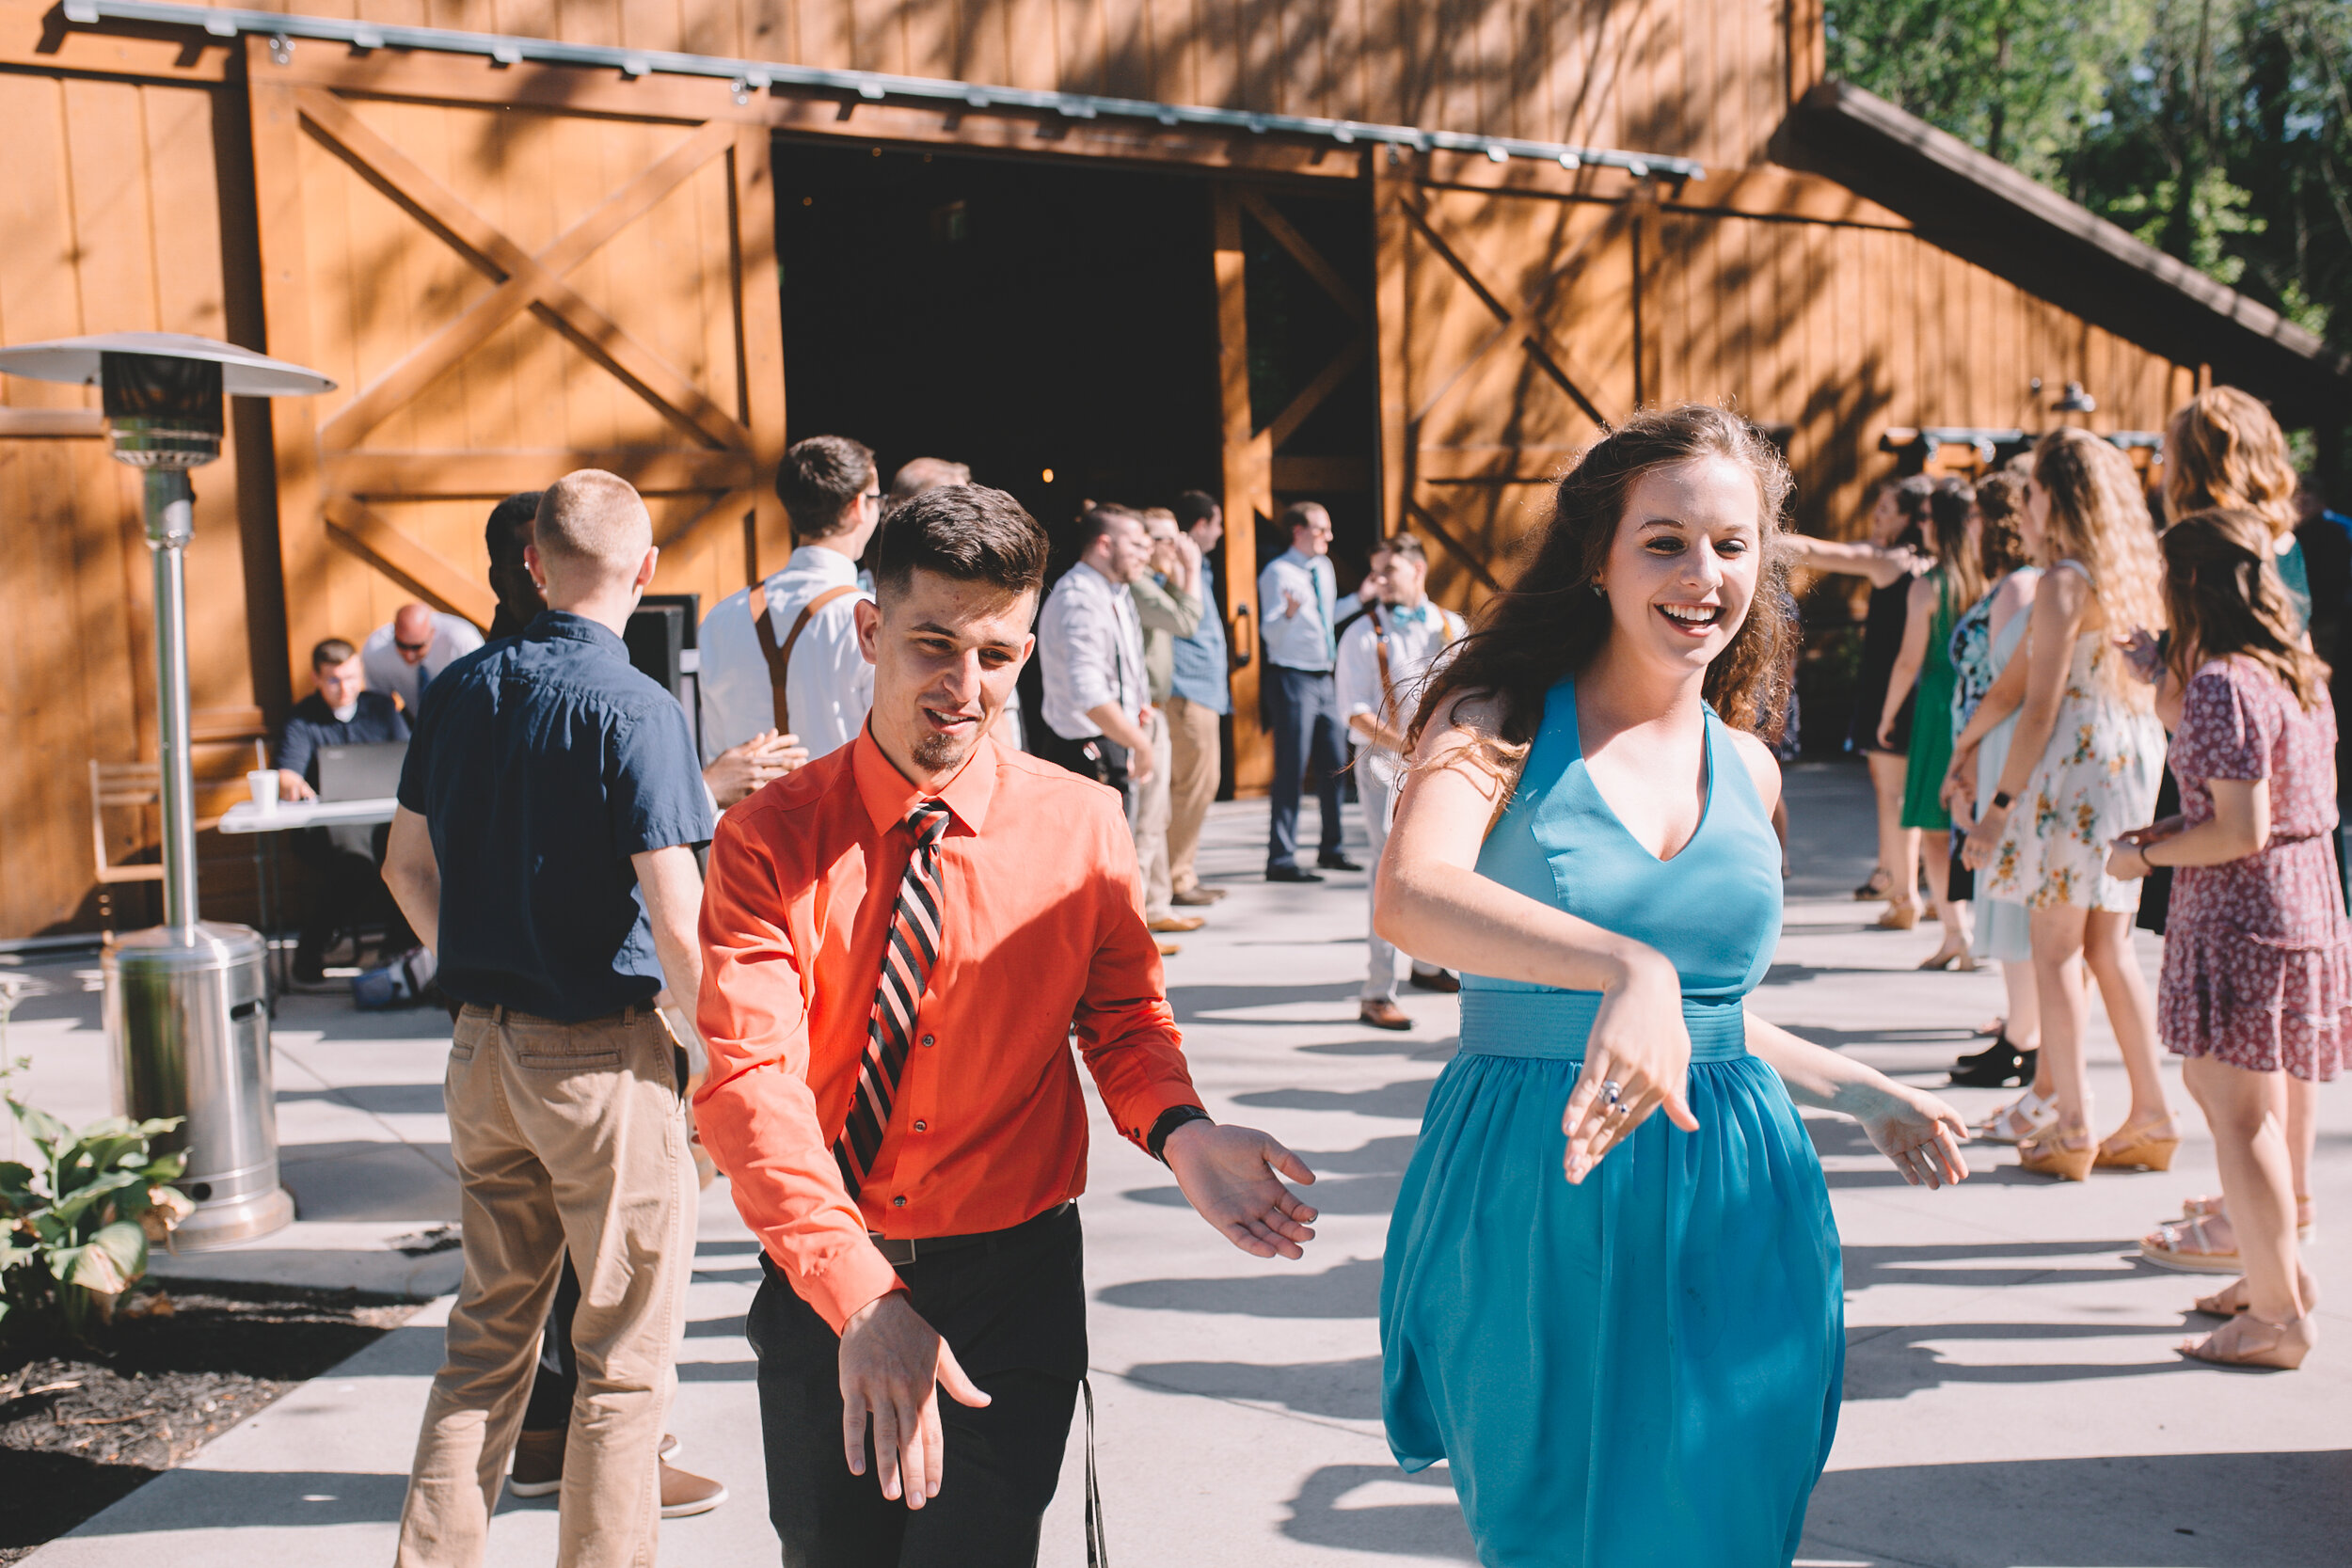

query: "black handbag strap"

left=1083, top=1376, right=1110, bottom=1567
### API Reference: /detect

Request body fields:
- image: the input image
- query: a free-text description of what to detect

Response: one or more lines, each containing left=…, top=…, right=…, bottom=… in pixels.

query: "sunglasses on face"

left=395, top=639, right=432, bottom=655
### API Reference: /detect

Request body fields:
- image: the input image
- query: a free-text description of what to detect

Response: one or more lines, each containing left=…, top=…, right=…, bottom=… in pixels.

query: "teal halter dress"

left=1380, top=677, right=1843, bottom=1567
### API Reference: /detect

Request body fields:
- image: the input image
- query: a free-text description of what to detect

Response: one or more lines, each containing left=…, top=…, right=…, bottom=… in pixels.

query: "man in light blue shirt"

left=1167, top=491, right=1232, bottom=905
left=1256, top=500, right=1358, bottom=881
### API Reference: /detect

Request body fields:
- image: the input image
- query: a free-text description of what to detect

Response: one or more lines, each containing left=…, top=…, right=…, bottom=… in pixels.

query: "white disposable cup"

left=247, top=769, right=280, bottom=813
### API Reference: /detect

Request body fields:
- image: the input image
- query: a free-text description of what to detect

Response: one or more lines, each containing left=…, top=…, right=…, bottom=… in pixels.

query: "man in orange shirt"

left=695, top=484, right=1320, bottom=1566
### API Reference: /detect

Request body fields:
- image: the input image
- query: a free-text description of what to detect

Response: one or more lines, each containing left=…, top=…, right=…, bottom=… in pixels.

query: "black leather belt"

left=867, top=1201, right=1071, bottom=1267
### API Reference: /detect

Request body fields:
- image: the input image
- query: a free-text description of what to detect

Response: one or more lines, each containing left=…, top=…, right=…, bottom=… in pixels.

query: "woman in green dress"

left=1877, top=478, right=1985, bottom=969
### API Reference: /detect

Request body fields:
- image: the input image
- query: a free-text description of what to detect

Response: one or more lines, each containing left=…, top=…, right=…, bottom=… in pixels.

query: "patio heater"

left=0, top=333, right=334, bottom=1249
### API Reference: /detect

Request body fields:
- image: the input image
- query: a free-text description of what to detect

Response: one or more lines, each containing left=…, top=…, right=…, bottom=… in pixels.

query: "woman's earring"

left=1589, top=580, right=1606, bottom=598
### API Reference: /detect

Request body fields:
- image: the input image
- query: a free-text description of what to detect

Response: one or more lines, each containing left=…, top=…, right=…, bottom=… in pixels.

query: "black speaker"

left=626, top=594, right=700, bottom=702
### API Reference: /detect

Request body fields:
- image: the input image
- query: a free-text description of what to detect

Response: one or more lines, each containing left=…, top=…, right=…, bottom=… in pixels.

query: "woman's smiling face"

left=1596, top=455, right=1765, bottom=673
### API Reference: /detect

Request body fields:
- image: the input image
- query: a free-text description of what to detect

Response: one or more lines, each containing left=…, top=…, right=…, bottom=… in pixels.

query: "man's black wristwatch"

left=1148, top=1104, right=1216, bottom=1163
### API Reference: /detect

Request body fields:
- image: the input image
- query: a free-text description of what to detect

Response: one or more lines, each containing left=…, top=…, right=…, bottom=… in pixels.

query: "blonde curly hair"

left=2034, top=428, right=2166, bottom=704
left=2164, top=387, right=2300, bottom=540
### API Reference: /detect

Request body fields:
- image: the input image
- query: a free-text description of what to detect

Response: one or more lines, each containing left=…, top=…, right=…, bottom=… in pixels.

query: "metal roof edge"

left=64, top=0, right=1705, bottom=184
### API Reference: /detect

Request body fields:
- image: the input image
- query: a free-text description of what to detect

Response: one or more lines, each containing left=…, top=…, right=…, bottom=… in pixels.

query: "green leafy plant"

left=0, top=1100, right=190, bottom=1339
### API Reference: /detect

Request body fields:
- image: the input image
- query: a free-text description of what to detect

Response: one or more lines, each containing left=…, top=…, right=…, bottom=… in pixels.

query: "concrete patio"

left=8, top=761, right=2348, bottom=1567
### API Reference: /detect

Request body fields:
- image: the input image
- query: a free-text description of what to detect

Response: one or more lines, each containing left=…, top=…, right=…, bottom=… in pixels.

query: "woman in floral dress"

left=2106, top=508, right=2346, bottom=1369
left=1964, top=430, right=2173, bottom=1180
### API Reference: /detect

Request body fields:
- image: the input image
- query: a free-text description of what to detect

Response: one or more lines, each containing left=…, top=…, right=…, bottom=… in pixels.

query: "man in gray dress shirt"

left=1256, top=501, right=1359, bottom=882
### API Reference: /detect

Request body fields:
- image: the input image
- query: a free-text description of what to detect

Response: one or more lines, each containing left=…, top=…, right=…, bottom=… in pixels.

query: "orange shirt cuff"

left=793, top=1240, right=909, bottom=1336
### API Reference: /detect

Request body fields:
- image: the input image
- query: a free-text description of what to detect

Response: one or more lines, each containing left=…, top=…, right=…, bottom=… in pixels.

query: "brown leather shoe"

left=508, top=1428, right=565, bottom=1497
left=1359, top=998, right=1413, bottom=1031
left=1156, top=940, right=1183, bottom=957
left=1149, top=914, right=1206, bottom=933
left=660, top=1461, right=729, bottom=1517
left=1171, top=886, right=1219, bottom=906
left=513, top=1430, right=693, bottom=1501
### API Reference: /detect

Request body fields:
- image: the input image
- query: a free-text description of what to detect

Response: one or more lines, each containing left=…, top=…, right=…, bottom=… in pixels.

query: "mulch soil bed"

left=0, top=1280, right=420, bottom=1563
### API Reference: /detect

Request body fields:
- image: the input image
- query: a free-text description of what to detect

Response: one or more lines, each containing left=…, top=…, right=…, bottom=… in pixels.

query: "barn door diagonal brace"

left=295, top=89, right=750, bottom=455
left=1397, top=196, right=1627, bottom=433
left=316, top=117, right=739, bottom=455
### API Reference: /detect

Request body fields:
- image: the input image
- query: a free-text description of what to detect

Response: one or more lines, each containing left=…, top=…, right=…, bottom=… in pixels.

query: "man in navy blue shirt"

left=275, top=637, right=411, bottom=983
left=382, top=469, right=716, bottom=1568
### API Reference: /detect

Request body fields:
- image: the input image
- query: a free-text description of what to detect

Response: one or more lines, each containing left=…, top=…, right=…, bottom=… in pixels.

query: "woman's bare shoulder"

left=1723, top=725, right=1783, bottom=815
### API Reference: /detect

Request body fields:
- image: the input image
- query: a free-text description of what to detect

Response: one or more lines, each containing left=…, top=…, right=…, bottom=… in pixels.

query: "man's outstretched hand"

left=1163, top=1120, right=1318, bottom=1259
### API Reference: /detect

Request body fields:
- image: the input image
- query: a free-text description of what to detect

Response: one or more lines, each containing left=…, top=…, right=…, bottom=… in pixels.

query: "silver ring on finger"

left=1600, top=1078, right=1623, bottom=1109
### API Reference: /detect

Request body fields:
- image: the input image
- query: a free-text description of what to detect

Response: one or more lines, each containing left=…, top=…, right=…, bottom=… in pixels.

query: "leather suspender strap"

left=752, top=583, right=858, bottom=734
left=1370, top=603, right=1397, bottom=721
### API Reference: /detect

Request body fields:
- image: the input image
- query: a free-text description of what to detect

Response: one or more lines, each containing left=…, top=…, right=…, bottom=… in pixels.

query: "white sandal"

left=1974, top=1087, right=2056, bottom=1146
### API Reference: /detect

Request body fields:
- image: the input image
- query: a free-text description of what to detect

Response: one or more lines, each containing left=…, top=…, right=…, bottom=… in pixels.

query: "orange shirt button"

left=913, top=1120, right=928, bottom=1132
left=892, top=1196, right=906, bottom=1208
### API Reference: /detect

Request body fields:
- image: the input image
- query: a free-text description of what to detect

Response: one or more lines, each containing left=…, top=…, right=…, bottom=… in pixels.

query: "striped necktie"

left=834, top=800, right=953, bottom=1198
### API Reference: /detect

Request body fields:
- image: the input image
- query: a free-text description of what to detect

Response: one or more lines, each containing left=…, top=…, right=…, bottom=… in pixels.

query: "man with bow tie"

left=1332, top=533, right=1468, bottom=1030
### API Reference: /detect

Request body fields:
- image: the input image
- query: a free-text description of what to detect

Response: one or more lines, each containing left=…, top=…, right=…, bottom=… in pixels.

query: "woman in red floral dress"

left=2109, top=508, right=2348, bottom=1370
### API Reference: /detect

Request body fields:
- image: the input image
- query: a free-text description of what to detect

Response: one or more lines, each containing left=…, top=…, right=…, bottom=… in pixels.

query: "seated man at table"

left=276, top=637, right=412, bottom=984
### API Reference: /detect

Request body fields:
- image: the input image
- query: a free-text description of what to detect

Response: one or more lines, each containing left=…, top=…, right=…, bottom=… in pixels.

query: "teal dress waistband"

left=1458, top=989, right=1752, bottom=1062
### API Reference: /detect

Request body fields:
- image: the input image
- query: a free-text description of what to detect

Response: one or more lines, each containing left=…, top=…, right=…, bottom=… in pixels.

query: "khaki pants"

left=396, top=1005, right=695, bottom=1568
left=1165, top=695, right=1221, bottom=896
left=1129, top=707, right=1174, bottom=923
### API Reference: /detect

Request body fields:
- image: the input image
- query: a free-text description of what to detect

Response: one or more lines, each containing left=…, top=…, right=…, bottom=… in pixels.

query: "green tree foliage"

left=1827, top=0, right=2352, bottom=354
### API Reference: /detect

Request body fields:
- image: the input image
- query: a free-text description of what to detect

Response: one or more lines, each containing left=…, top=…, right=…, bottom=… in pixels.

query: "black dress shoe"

left=1265, top=863, right=1325, bottom=883
left=1318, top=852, right=1364, bottom=872
left=1948, top=1037, right=2027, bottom=1088
left=1952, top=1037, right=2010, bottom=1072
left=1407, top=969, right=1461, bottom=994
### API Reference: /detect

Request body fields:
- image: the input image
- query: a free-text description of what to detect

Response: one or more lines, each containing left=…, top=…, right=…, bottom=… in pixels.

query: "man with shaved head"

left=364, top=600, right=485, bottom=711
left=382, top=469, right=717, bottom=1568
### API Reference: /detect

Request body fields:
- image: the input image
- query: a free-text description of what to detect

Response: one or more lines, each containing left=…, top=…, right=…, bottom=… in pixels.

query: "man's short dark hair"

left=312, top=637, right=357, bottom=670
left=1173, top=489, right=1220, bottom=530
left=872, top=485, right=1049, bottom=605
left=1072, top=503, right=1141, bottom=554
left=485, top=490, right=541, bottom=564
left=1283, top=500, right=1328, bottom=534
left=1375, top=532, right=1427, bottom=566
left=775, top=435, right=877, bottom=541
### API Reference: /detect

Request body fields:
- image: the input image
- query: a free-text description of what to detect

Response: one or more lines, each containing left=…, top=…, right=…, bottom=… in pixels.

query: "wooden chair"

left=89, top=709, right=272, bottom=925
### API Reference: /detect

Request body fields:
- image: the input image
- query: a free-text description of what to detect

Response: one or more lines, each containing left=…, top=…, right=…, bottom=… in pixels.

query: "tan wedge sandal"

left=2180, top=1311, right=2315, bottom=1370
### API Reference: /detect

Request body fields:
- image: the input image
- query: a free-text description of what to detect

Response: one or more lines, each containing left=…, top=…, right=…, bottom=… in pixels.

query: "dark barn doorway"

left=774, top=140, right=1225, bottom=536
left=773, top=138, right=1379, bottom=795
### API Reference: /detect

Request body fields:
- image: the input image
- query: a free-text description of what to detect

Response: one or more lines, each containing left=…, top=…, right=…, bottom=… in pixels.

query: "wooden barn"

left=0, top=0, right=2344, bottom=940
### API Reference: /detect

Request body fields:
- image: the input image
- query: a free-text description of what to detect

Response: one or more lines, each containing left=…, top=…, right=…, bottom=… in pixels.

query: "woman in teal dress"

left=1375, top=406, right=1973, bottom=1568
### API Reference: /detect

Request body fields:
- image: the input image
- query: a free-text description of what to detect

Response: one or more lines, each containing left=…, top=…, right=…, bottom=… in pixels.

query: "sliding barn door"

left=246, top=43, right=785, bottom=674
left=1374, top=157, right=1648, bottom=609
left=1211, top=180, right=1378, bottom=793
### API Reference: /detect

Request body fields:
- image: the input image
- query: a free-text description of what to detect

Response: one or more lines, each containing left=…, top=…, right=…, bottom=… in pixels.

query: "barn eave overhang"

left=1780, top=78, right=2350, bottom=423
left=62, top=0, right=1706, bottom=185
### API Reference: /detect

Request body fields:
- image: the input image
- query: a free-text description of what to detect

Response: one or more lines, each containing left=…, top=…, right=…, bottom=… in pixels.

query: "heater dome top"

left=0, top=332, right=334, bottom=397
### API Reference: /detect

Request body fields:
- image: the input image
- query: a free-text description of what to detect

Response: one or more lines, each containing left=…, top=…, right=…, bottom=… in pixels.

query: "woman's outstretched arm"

left=1782, top=535, right=1926, bottom=589
left=1743, top=1016, right=1971, bottom=1189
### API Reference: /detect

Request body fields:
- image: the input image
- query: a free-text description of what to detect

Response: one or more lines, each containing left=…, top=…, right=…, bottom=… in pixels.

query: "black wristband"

left=1147, top=1104, right=1215, bottom=1163
left=1991, top=791, right=2013, bottom=811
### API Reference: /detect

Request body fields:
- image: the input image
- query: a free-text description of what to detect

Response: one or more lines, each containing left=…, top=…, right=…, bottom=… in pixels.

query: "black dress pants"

left=1263, top=664, right=1344, bottom=870
left=747, top=1204, right=1087, bottom=1568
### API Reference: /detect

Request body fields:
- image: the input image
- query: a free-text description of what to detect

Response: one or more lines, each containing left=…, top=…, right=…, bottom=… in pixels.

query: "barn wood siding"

left=1379, top=154, right=2192, bottom=610
left=0, top=62, right=278, bottom=937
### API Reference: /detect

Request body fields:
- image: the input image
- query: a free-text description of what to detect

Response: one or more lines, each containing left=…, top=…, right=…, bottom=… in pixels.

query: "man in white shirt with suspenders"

left=1332, top=533, right=1466, bottom=1029
left=698, top=436, right=883, bottom=769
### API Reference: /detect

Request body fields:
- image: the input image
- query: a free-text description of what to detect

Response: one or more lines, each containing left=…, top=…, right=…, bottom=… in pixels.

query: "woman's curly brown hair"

left=1404, top=404, right=1796, bottom=774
